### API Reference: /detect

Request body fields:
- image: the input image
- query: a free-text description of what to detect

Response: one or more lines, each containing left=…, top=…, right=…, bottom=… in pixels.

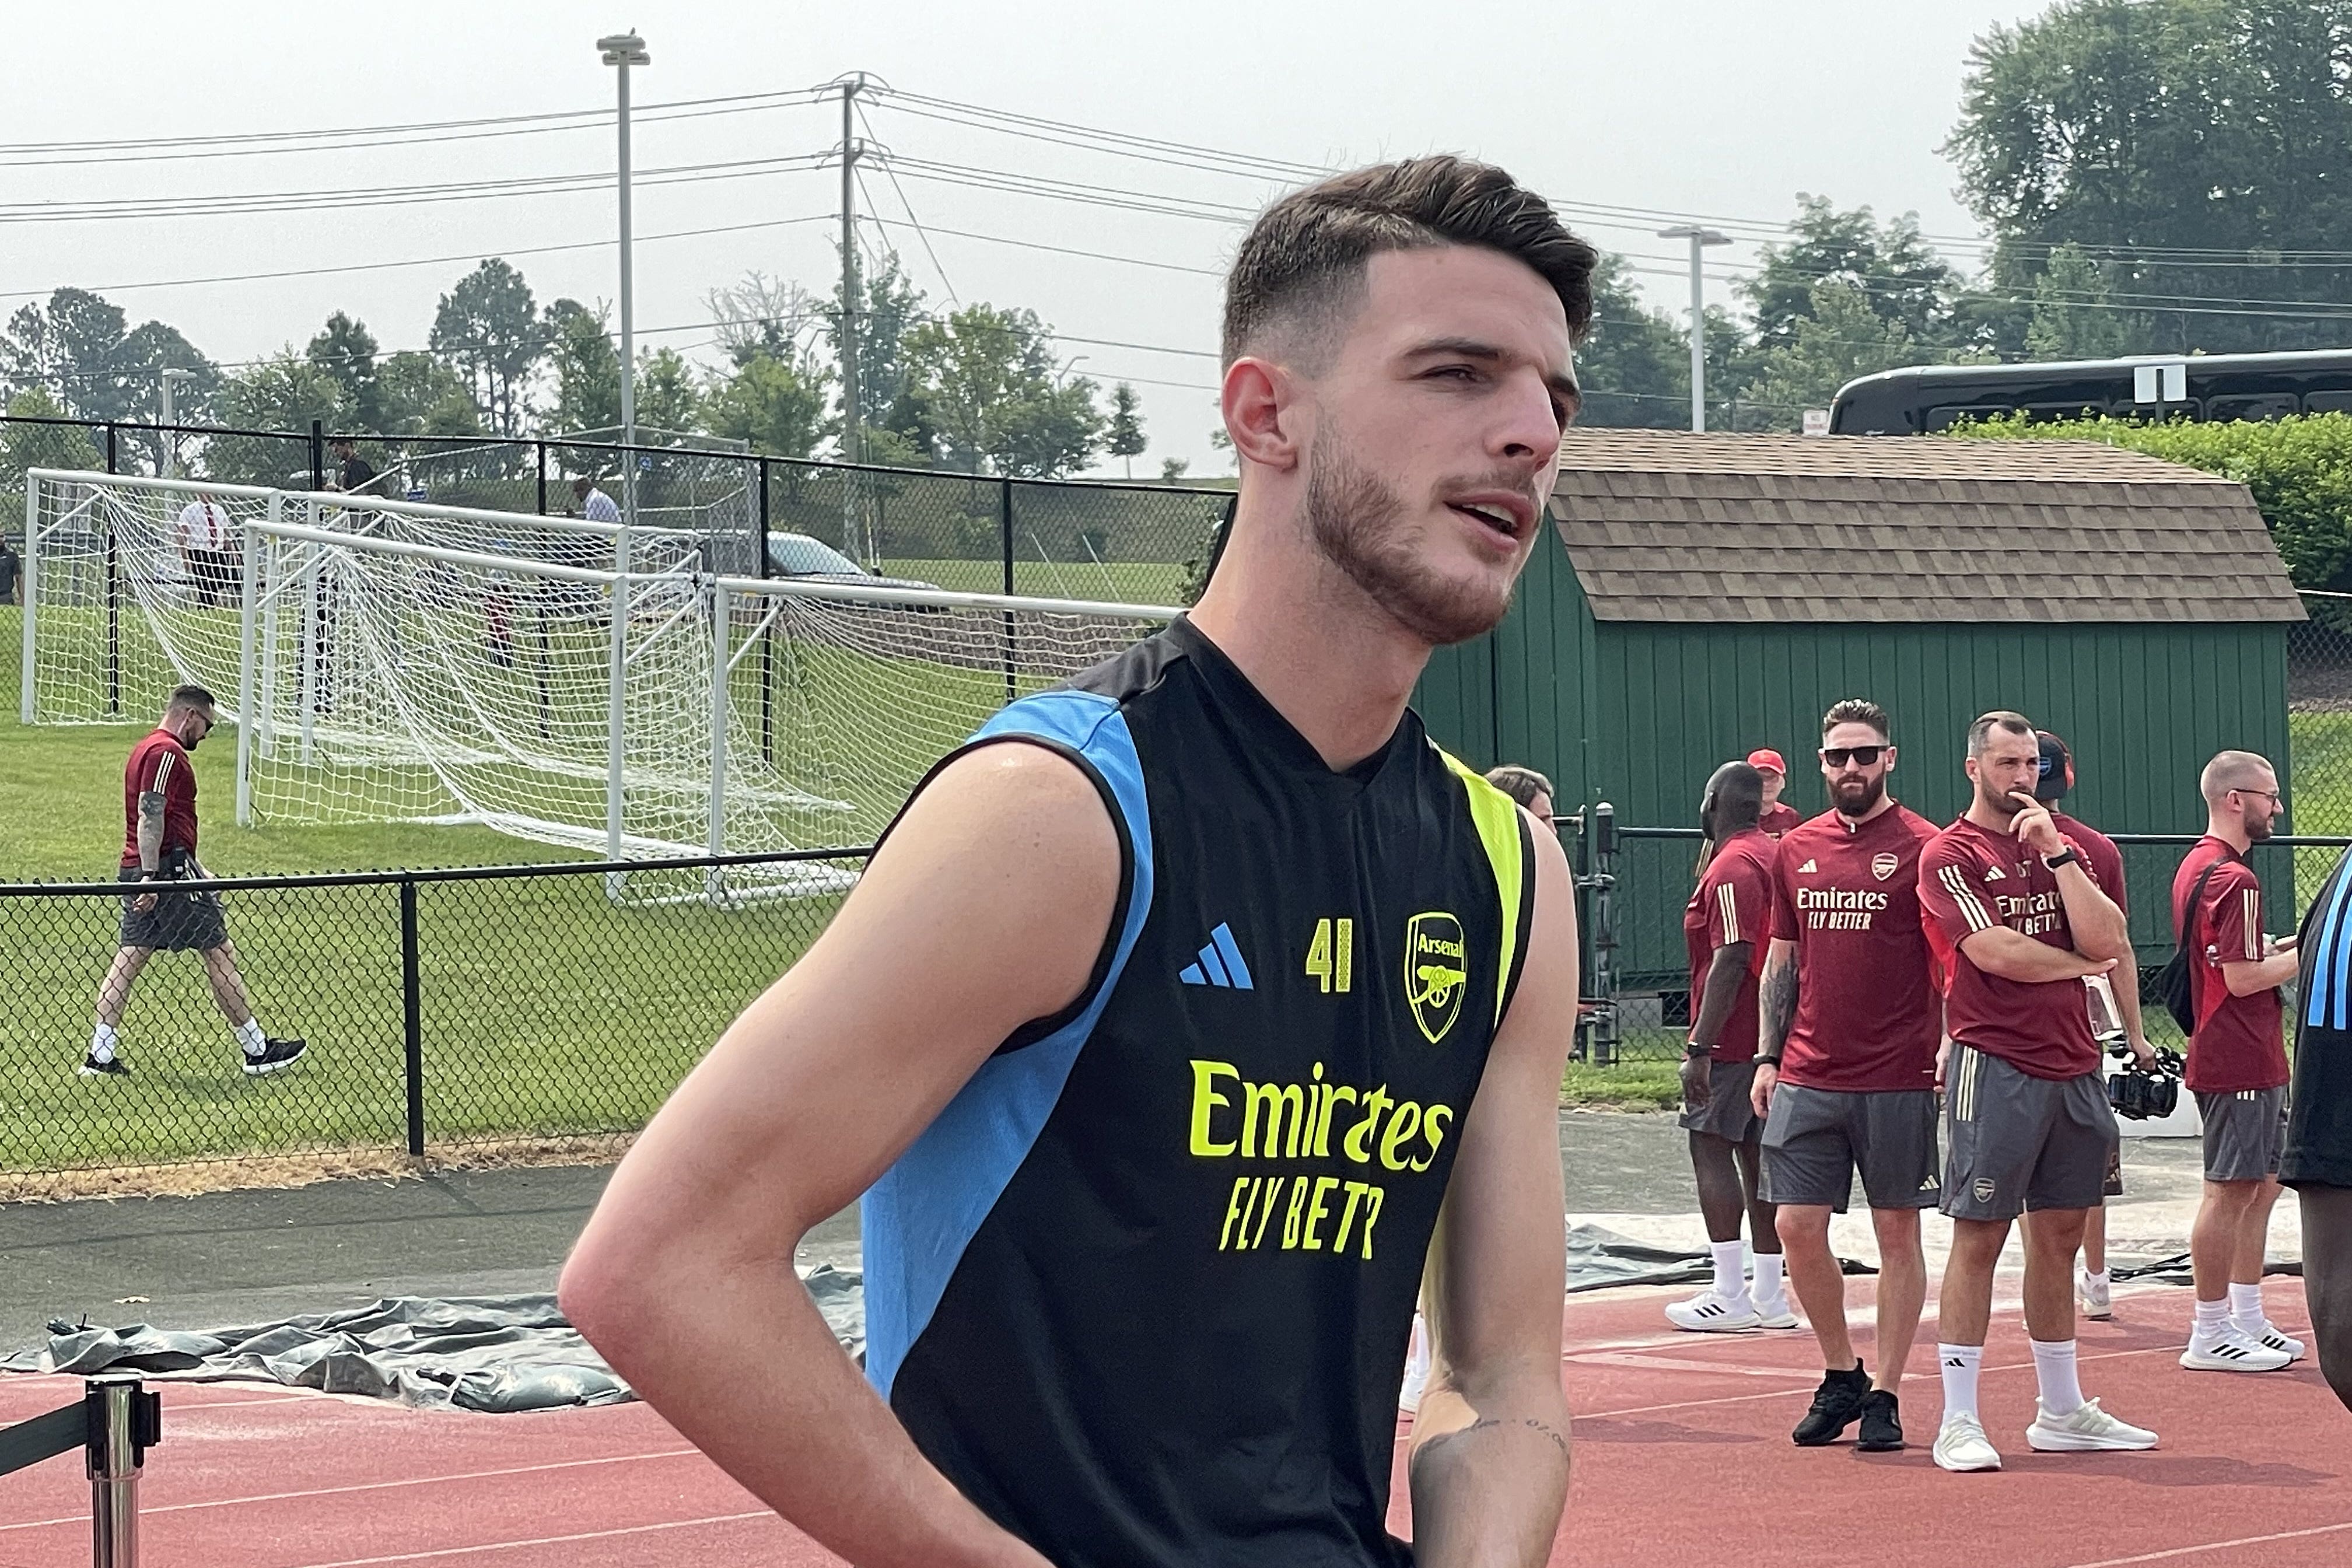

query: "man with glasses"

left=1752, top=698, right=1941, bottom=1451
left=2174, top=751, right=2303, bottom=1372
left=85, top=685, right=307, bottom=1080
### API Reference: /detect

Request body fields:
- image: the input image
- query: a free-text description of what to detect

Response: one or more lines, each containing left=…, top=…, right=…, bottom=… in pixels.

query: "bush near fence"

left=0, top=850, right=867, bottom=1175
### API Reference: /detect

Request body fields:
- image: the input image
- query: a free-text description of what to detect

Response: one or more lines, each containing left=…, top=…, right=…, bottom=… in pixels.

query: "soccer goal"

left=22, top=470, right=1176, bottom=881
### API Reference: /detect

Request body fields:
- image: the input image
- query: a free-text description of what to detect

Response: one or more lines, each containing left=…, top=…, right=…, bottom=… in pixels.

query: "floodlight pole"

left=600, top=31, right=649, bottom=527
left=1658, top=225, right=1730, bottom=432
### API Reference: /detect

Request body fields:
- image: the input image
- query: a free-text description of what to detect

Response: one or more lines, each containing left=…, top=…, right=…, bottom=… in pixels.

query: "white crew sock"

left=2228, top=1282, right=2267, bottom=1335
left=2192, top=1297, right=2230, bottom=1345
left=2030, top=1339, right=2084, bottom=1416
left=1753, top=1251, right=1786, bottom=1303
left=89, top=1023, right=118, bottom=1064
left=1938, top=1343, right=1983, bottom=1422
left=1709, top=1240, right=1747, bottom=1300
left=235, top=1017, right=267, bottom=1057
left=2082, top=1266, right=2109, bottom=1292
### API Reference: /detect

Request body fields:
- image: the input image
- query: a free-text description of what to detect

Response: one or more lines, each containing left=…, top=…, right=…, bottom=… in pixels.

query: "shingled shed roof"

left=1546, top=430, right=2305, bottom=625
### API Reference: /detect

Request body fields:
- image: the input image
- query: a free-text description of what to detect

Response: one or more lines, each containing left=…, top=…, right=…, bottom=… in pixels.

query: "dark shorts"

left=2196, top=1087, right=2288, bottom=1184
left=2102, top=1138, right=2125, bottom=1198
left=1941, top=1044, right=2119, bottom=1223
left=117, top=864, right=228, bottom=953
left=1760, top=1084, right=1940, bottom=1210
left=1679, top=1058, right=1761, bottom=1142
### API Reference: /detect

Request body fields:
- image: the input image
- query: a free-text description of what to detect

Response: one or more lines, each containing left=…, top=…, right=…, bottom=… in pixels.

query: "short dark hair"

left=167, top=684, right=215, bottom=713
left=1485, top=764, right=1555, bottom=812
left=1967, top=709, right=2034, bottom=759
left=1220, top=156, right=1596, bottom=369
left=1821, top=698, right=1891, bottom=743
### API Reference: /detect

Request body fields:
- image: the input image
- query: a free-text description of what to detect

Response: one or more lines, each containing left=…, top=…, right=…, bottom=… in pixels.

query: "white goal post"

left=22, top=468, right=1178, bottom=880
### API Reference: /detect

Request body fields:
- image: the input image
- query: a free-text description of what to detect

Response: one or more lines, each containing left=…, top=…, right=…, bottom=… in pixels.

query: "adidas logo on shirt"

left=1797, top=859, right=1818, bottom=873
left=1178, top=923, right=1255, bottom=991
left=1983, top=866, right=2006, bottom=880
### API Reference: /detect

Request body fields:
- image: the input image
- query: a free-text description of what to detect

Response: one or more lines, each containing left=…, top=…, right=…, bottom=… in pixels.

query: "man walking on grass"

left=86, top=684, right=307, bottom=1080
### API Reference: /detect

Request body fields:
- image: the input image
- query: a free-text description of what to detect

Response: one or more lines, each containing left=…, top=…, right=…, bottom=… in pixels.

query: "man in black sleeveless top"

left=565, top=157, right=1595, bottom=1567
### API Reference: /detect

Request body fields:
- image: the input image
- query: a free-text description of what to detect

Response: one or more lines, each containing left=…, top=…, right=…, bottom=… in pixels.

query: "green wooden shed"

left=1415, top=430, right=2306, bottom=986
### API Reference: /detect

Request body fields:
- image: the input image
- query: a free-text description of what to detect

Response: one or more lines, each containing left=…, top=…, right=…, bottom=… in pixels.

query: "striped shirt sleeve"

left=2206, top=866, right=2263, bottom=965
left=1918, top=836, right=1996, bottom=940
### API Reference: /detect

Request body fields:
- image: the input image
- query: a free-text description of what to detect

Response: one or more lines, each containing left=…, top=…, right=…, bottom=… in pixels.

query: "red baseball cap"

left=1746, top=748, right=1787, bottom=776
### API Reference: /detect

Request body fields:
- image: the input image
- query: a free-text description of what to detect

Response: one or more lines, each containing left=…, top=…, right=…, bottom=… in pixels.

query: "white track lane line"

left=0, top=1448, right=700, bottom=1532
left=2059, top=1520, right=2352, bottom=1567
left=282, top=1510, right=777, bottom=1567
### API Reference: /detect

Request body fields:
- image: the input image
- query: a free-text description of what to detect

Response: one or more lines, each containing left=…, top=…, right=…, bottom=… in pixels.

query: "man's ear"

left=1221, top=356, right=1306, bottom=473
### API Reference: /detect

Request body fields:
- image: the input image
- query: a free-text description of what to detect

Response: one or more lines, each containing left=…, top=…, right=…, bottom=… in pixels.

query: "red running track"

left=0, top=1278, right=2339, bottom=1567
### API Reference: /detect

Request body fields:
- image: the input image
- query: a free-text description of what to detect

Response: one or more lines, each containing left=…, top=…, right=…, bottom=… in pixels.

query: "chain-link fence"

left=1, top=414, right=1232, bottom=615
left=1577, top=823, right=2347, bottom=1065
left=0, top=848, right=869, bottom=1175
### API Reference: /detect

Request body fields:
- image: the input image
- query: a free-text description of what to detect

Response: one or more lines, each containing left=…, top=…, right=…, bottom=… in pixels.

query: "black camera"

left=2106, top=1044, right=2185, bottom=1121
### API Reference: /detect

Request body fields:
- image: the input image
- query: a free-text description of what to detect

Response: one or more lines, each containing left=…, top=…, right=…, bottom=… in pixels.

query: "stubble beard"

left=1304, top=429, right=1516, bottom=648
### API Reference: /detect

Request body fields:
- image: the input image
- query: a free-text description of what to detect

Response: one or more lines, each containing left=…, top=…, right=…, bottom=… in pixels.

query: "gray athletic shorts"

left=1941, top=1044, right=2119, bottom=1223
left=2196, top=1086, right=2288, bottom=1184
left=1760, top=1084, right=1940, bottom=1210
left=1679, top=1058, right=1761, bottom=1142
left=116, top=863, right=228, bottom=953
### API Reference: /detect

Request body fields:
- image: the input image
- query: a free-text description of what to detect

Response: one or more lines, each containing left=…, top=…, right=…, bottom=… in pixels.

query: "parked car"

left=763, top=532, right=938, bottom=593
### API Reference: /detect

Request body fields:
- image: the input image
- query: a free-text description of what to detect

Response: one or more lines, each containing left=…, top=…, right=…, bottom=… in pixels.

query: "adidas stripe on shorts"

left=1940, top=1044, right=2119, bottom=1222
left=2196, top=1086, right=2287, bottom=1184
left=1760, top=1083, right=1940, bottom=1210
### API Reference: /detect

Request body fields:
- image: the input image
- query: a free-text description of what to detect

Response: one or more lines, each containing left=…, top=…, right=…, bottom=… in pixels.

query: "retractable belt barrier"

left=0, top=1377, right=162, bottom=1567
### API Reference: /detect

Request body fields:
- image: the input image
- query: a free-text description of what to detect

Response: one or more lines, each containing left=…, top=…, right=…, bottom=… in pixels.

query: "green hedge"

left=1945, top=411, right=2352, bottom=593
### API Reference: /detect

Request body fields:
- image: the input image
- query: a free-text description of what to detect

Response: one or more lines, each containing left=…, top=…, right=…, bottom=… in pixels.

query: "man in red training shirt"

left=1916, top=711, right=2154, bottom=1473
left=1751, top=748, right=1801, bottom=837
left=1752, top=698, right=1940, bottom=1452
left=1670, top=760, right=1788, bottom=1333
left=87, top=684, right=307, bottom=1079
left=2174, top=750, right=2302, bottom=1373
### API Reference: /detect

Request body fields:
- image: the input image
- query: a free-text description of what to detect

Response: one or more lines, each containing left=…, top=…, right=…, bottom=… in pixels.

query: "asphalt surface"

left=0, top=1113, right=2215, bottom=1353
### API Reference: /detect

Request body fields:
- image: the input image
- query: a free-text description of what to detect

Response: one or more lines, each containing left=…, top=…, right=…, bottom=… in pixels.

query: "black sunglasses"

left=1819, top=746, right=1887, bottom=768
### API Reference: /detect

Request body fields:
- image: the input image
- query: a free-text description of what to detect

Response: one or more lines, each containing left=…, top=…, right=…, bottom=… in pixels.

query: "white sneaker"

left=2026, top=1397, right=2158, bottom=1452
left=2077, top=1268, right=2112, bottom=1320
left=1932, top=1411, right=2002, bottom=1472
left=1749, top=1290, right=1800, bottom=1329
left=2243, top=1320, right=2306, bottom=1362
left=1665, top=1289, right=1759, bottom=1332
left=2182, top=1326, right=2293, bottom=1373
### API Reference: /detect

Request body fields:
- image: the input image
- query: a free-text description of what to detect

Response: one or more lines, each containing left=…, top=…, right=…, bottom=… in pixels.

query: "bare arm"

left=2221, top=951, right=2301, bottom=996
left=1689, top=942, right=1754, bottom=1052
left=1957, top=925, right=2115, bottom=985
left=560, top=744, right=1120, bottom=1568
left=2051, top=860, right=2130, bottom=960
left=1408, top=820, right=1576, bottom=1567
left=1751, top=937, right=1799, bottom=1116
left=136, top=790, right=163, bottom=874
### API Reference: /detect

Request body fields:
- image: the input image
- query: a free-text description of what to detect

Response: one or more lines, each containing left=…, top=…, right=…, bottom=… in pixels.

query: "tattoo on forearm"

left=1760, top=959, right=1798, bottom=1054
left=1417, top=1416, right=1570, bottom=1465
left=136, top=790, right=164, bottom=868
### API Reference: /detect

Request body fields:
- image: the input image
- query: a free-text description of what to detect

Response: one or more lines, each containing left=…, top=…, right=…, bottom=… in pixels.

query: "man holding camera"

left=2174, top=751, right=2302, bottom=1372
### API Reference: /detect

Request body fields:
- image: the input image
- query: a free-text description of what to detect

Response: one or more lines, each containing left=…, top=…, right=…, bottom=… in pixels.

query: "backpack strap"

left=2176, top=855, right=2228, bottom=1022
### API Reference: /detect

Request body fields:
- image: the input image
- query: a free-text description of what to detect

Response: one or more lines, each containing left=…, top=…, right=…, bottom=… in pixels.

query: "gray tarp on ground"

left=1563, top=1222, right=1874, bottom=1293
left=0, top=1266, right=866, bottom=1413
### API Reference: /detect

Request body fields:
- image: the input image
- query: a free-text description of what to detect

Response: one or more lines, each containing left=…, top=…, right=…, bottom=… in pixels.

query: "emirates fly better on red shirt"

left=1769, top=805, right=1942, bottom=1091
left=1917, top=816, right=2101, bottom=1080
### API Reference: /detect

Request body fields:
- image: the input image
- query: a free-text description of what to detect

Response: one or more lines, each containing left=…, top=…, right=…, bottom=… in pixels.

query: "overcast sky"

left=11, top=0, right=2054, bottom=474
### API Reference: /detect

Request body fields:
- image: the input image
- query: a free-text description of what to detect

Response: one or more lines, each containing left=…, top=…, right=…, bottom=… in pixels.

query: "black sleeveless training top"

left=862, top=615, right=1537, bottom=1567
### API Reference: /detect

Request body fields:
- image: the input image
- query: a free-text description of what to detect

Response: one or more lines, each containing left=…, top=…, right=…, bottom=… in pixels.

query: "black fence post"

left=536, top=440, right=548, bottom=516
left=999, top=477, right=1017, bottom=702
left=1589, top=802, right=1619, bottom=1066
left=400, top=877, right=425, bottom=1158
left=309, top=419, right=325, bottom=492
left=758, top=458, right=775, bottom=765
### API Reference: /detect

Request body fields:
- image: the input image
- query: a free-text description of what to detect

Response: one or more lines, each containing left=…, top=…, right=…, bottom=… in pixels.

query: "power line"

left=858, top=104, right=960, bottom=306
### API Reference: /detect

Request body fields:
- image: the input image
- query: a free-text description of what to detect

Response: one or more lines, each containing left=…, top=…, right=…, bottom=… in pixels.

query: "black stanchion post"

left=309, top=419, right=325, bottom=493
left=1590, top=802, right=1619, bottom=1066
left=400, top=878, right=425, bottom=1158
left=86, top=1376, right=158, bottom=1568
left=999, top=477, right=1017, bottom=703
left=758, top=458, right=775, bottom=766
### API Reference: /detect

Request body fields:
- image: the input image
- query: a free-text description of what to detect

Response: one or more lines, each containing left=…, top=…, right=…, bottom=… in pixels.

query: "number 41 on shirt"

left=1306, top=917, right=1355, bottom=994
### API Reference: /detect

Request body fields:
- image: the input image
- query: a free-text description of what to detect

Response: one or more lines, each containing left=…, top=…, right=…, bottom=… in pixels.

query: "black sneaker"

left=78, top=1053, right=131, bottom=1078
left=1792, top=1363, right=1871, bottom=1446
left=242, top=1037, right=309, bottom=1076
left=1857, top=1388, right=1905, bottom=1452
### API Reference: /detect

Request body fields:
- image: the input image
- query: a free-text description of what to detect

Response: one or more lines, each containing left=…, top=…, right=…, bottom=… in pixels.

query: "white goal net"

left=22, top=470, right=1174, bottom=879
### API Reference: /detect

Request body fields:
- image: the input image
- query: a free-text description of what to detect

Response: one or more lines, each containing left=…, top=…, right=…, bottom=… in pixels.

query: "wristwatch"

left=1755, top=1054, right=1782, bottom=1068
left=2042, top=847, right=2080, bottom=872
left=1683, top=1039, right=1712, bottom=1060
